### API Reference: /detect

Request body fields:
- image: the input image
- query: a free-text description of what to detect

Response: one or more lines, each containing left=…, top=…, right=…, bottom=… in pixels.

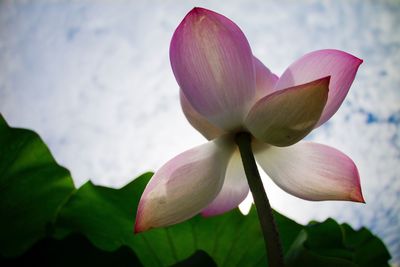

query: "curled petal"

left=245, top=77, right=329, bottom=147
left=274, top=49, right=363, bottom=127
left=135, top=138, right=233, bottom=233
left=201, top=148, right=249, bottom=216
left=180, top=90, right=225, bottom=140
left=254, top=56, right=279, bottom=100
left=170, top=7, right=256, bottom=131
left=254, top=141, right=364, bottom=202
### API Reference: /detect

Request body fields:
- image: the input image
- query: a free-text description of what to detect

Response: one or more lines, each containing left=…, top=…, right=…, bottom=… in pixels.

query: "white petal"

left=254, top=141, right=364, bottom=202
left=245, top=77, right=329, bottom=147
left=171, top=8, right=256, bottom=131
left=254, top=56, right=279, bottom=100
left=180, top=90, right=225, bottom=140
left=201, top=148, right=249, bottom=216
left=274, top=49, right=363, bottom=127
left=135, top=137, right=233, bottom=232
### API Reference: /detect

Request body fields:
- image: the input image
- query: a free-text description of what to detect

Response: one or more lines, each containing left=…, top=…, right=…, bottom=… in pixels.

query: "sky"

left=0, top=0, right=399, bottom=264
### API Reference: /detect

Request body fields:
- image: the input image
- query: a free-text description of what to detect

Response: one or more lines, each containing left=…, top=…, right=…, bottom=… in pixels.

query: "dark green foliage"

left=0, top=116, right=75, bottom=257
left=285, top=219, right=391, bottom=267
left=0, top=234, right=143, bottom=267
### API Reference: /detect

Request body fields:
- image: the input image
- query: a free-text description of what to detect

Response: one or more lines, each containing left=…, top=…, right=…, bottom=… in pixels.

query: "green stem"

left=235, top=132, right=284, bottom=267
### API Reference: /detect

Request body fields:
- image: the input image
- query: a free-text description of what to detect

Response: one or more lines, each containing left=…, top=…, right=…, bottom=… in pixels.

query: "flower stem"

left=235, top=132, right=284, bottom=267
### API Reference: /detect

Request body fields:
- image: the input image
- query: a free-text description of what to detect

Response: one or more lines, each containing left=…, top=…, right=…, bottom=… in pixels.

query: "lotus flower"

left=135, top=7, right=364, bottom=233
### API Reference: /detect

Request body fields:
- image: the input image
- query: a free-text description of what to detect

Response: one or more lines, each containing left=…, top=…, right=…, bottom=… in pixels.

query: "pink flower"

left=135, top=7, right=364, bottom=233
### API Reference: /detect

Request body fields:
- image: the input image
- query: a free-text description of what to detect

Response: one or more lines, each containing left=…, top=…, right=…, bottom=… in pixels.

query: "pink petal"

left=170, top=7, right=256, bottom=131
left=201, top=148, right=249, bottom=216
left=254, top=141, right=364, bottom=202
left=180, top=90, right=225, bottom=140
left=254, top=56, right=279, bottom=100
left=135, top=138, right=233, bottom=233
left=245, top=77, right=329, bottom=147
left=274, top=49, right=363, bottom=127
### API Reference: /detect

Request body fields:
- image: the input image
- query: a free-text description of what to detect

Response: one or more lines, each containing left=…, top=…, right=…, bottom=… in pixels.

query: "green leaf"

left=342, top=224, right=391, bottom=267
left=0, top=115, right=75, bottom=257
